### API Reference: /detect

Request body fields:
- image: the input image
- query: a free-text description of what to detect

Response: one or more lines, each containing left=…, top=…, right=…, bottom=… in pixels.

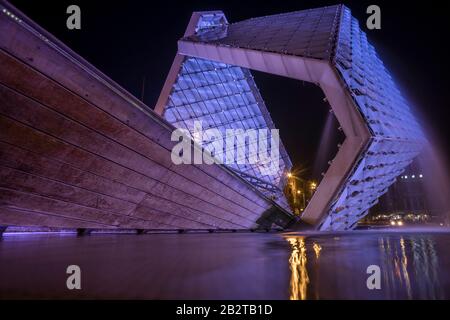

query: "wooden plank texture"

left=0, top=10, right=293, bottom=230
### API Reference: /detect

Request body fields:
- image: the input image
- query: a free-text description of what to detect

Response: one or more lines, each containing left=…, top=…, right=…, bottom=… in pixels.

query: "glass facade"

left=163, top=57, right=292, bottom=199
left=319, top=7, right=425, bottom=230
left=163, top=5, right=425, bottom=230
left=186, top=5, right=342, bottom=60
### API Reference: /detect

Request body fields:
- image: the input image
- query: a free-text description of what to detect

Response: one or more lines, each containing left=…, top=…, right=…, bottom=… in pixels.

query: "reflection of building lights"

left=399, top=238, right=412, bottom=298
left=287, top=237, right=309, bottom=300
left=313, top=243, right=322, bottom=259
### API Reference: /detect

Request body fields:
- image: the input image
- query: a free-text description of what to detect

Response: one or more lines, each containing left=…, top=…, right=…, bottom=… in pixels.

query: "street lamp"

left=297, top=189, right=306, bottom=209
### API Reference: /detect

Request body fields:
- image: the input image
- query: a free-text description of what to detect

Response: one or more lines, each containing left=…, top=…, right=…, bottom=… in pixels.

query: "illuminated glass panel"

left=186, top=5, right=341, bottom=60
left=163, top=57, right=292, bottom=199
left=167, top=6, right=425, bottom=229
left=320, top=7, right=425, bottom=230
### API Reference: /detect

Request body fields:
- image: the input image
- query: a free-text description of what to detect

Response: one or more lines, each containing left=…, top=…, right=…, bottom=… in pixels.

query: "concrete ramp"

left=0, top=1, right=294, bottom=231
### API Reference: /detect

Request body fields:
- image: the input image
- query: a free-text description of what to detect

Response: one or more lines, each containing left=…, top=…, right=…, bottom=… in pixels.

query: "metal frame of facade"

left=156, top=5, right=424, bottom=230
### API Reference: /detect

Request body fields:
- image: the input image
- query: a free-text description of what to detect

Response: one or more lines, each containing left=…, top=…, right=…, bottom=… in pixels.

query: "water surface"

left=1, top=230, right=449, bottom=299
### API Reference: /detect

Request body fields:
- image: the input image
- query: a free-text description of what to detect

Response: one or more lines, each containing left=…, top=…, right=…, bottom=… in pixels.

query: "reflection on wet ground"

left=285, top=231, right=449, bottom=299
left=1, top=230, right=449, bottom=299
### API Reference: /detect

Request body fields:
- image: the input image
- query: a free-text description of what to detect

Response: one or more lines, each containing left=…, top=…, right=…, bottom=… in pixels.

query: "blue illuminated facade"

left=320, top=7, right=425, bottom=230
left=164, top=57, right=291, bottom=199
left=157, top=5, right=425, bottom=230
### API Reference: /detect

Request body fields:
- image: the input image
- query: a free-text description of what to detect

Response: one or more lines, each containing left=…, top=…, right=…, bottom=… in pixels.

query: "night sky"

left=9, top=0, right=450, bottom=179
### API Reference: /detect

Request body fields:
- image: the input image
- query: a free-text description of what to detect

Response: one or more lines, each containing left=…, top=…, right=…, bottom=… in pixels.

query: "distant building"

left=364, top=159, right=447, bottom=225
left=375, top=161, right=427, bottom=214
left=284, top=176, right=317, bottom=215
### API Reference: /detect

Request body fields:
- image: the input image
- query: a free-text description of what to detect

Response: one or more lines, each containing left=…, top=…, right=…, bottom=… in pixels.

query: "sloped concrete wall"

left=0, top=6, right=293, bottom=230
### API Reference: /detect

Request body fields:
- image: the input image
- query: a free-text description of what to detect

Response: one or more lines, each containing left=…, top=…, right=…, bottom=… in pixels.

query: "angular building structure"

left=0, top=1, right=424, bottom=232
left=155, top=13, right=293, bottom=211
left=0, top=1, right=294, bottom=232
left=157, top=5, right=425, bottom=231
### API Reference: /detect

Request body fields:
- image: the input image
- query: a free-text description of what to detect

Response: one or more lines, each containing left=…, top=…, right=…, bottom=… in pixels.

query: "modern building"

left=376, top=161, right=428, bottom=214
left=0, top=1, right=424, bottom=233
left=156, top=5, right=425, bottom=231
left=0, top=1, right=294, bottom=233
left=364, top=157, right=447, bottom=225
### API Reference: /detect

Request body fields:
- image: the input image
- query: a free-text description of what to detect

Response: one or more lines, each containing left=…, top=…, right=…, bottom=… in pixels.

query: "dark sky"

left=9, top=0, right=450, bottom=179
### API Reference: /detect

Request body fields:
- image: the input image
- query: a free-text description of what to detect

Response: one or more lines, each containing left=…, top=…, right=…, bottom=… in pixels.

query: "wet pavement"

left=1, top=229, right=450, bottom=299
